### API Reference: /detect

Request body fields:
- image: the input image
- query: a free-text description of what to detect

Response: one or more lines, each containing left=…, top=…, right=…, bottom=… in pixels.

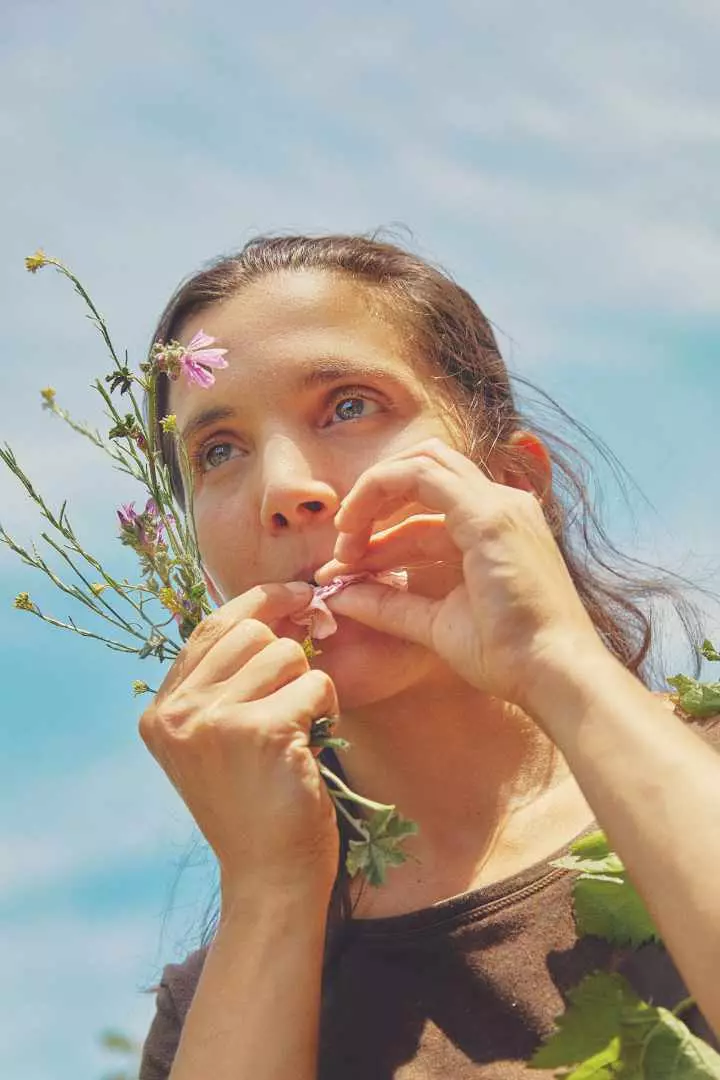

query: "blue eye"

left=202, top=443, right=236, bottom=470
left=331, top=395, right=379, bottom=423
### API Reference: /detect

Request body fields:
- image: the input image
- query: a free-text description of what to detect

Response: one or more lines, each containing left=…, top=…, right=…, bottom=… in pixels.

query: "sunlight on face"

left=168, top=269, right=464, bottom=709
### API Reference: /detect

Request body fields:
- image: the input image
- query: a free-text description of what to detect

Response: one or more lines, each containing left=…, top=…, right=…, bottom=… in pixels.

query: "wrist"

left=220, top=870, right=335, bottom=927
left=518, top=638, right=627, bottom=742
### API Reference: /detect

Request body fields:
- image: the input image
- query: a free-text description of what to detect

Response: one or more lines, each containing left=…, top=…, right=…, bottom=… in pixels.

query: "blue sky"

left=1, top=2, right=719, bottom=1077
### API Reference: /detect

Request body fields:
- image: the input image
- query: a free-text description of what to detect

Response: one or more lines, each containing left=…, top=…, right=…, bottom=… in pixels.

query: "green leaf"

left=637, top=1007, right=720, bottom=1078
left=573, top=873, right=660, bottom=947
left=666, top=675, right=720, bottom=718
left=553, top=852, right=625, bottom=876
left=530, top=971, right=638, bottom=1069
left=700, top=640, right=720, bottom=663
left=568, top=830, right=614, bottom=860
left=346, top=807, right=418, bottom=886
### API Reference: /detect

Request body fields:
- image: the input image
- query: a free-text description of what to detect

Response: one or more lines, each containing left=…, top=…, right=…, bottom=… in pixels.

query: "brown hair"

left=149, top=232, right=712, bottom=962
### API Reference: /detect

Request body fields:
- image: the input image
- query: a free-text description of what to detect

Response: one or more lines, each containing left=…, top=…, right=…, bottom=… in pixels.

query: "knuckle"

left=274, top=635, right=309, bottom=667
left=240, top=618, right=276, bottom=645
left=187, top=610, right=226, bottom=649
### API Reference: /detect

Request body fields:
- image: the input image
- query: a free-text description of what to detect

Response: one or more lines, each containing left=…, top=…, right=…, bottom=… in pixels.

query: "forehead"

left=168, top=269, right=430, bottom=417
left=181, top=269, right=408, bottom=360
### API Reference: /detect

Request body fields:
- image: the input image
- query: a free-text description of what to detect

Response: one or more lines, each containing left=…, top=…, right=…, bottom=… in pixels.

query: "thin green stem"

left=318, top=761, right=393, bottom=814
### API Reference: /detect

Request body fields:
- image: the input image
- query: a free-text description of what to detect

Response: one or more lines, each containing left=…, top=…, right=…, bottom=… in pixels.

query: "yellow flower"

left=158, top=586, right=184, bottom=615
left=25, top=249, right=49, bottom=273
left=14, top=592, right=34, bottom=611
left=40, top=387, right=56, bottom=405
left=302, top=635, right=321, bottom=661
left=90, top=582, right=107, bottom=595
left=132, top=680, right=151, bottom=696
left=160, top=414, right=178, bottom=434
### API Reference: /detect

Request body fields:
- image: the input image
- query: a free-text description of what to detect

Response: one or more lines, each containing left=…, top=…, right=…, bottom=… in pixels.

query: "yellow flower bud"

left=160, top=414, right=178, bottom=434
left=14, top=592, right=34, bottom=611
left=40, top=387, right=56, bottom=405
left=25, top=250, right=49, bottom=273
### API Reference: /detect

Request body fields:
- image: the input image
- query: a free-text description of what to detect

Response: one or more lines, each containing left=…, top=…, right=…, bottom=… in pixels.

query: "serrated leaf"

left=530, top=972, right=639, bottom=1069
left=345, top=808, right=418, bottom=886
left=553, top=852, right=625, bottom=875
left=573, top=874, right=659, bottom=947
left=621, top=1005, right=720, bottom=1078
left=667, top=675, right=720, bottom=718
left=700, top=640, right=720, bottom=663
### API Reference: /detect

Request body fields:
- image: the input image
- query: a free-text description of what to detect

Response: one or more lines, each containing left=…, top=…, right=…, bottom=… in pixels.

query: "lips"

left=289, top=569, right=409, bottom=640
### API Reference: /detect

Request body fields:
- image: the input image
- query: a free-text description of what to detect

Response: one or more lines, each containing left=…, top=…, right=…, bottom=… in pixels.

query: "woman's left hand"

left=314, top=438, right=605, bottom=709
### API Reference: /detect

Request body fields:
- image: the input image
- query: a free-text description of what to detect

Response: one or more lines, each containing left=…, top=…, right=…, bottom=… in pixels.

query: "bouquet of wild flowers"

left=2, top=251, right=417, bottom=887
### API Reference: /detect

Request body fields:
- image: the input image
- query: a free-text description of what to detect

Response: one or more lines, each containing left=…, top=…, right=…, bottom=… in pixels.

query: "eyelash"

left=193, top=386, right=384, bottom=474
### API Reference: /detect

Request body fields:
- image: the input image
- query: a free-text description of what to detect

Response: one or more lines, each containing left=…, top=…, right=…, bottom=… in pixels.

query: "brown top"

left=139, top=719, right=720, bottom=1079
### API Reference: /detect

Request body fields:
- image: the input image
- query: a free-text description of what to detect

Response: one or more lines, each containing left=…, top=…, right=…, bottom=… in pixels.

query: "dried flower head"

left=25, top=250, right=49, bottom=273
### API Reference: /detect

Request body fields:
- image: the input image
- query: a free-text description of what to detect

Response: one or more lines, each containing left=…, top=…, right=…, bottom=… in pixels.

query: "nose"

left=259, top=436, right=341, bottom=534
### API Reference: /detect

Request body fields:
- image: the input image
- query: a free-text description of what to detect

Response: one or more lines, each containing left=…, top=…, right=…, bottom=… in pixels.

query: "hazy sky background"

left=1, top=3, right=719, bottom=1077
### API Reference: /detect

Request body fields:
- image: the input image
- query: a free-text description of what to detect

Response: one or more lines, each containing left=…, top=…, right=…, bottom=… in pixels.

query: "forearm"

left=169, top=882, right=331, bottom=1080
left=526, top=645, right=720, bottom=1035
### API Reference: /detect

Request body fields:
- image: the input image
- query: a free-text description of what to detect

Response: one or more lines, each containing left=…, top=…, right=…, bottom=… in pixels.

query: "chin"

left=308, top=617, right=437, bottom=711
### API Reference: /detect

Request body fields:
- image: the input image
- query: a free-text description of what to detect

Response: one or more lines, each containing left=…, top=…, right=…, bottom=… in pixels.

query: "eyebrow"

left=179, top=356, right=412, bottom=442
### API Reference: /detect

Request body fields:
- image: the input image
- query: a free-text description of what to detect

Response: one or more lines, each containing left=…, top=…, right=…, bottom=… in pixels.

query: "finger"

left=325, top=580, right=441, bottom=651
left=334, top=445, right=489, bottom=562
left=181, top=618, right=276, bottom=691
left=158, top=582, right=313, bottom=697
left=247, top=668, right=340, bottom=739
left=224, top=636, right=310, bottom=702
left=315, top=515, right=461, bottom=583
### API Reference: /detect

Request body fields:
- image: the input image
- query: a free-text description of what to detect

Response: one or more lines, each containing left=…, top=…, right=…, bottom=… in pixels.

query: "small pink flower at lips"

left=178, top=330, right=228, bottom=389
left=291, top=570, right=408, bottom=640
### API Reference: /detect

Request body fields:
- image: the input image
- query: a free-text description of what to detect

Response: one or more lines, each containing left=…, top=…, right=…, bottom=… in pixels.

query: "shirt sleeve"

left=138, top=949, right=208, bottom=1080
left=138, top=974, right=183, bottom=1080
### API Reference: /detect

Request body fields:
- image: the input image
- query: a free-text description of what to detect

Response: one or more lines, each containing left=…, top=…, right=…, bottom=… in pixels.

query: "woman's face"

left=168, top=269, right=466, bottom=709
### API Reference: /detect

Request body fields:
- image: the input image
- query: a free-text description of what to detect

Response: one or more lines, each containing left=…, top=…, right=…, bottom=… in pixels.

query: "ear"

left=202, top=566, right=226, bottom=607
left=491, top=430, right=553, bottom=503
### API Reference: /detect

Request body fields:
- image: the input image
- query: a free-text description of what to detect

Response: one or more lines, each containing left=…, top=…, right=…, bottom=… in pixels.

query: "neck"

left=338, top=668, right=586, bottom=900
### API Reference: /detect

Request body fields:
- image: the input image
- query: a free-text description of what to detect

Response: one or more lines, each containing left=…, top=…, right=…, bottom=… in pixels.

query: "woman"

left=138, top=234, right=720, bottom=1079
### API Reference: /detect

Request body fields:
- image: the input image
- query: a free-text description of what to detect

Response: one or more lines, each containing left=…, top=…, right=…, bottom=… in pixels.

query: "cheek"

left=194, top=492, right=261, bottom=599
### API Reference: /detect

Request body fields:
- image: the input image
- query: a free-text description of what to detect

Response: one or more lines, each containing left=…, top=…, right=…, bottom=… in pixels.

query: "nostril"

left=272, top=512, right=289, bottom=528
left=302, top=501, right=324, bottom=513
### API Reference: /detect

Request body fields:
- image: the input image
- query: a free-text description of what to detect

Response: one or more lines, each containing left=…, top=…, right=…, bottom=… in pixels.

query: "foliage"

left=533, top=650, right=720, bottom=1080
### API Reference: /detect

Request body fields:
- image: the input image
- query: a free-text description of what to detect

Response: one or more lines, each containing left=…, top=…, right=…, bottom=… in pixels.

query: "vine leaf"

left=666, top=675, right=720, bottom=718
left=532, top=973, right=720, bottom=1078
left=634, top=1006, right=720, bottom=1078
left=346, top=807, right=418, bottom=886
left=700, top=640, right=720, bottom=663
left=530, top=971, right=636, bottom=1071
left=552, top=831, right=660, bottom=947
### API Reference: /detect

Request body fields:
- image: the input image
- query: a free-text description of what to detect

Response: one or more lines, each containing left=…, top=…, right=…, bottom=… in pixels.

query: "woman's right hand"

left=138, top=582, right=341, bottom=899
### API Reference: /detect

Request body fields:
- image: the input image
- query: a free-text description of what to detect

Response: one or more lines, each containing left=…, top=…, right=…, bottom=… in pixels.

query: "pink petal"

left=290, top=570, right=408, bottom=640
left=180, top=357, right=216, bottom=388
left=187, top=329, right=216, bottom=351
left=192, top=348, right=228, bottom=369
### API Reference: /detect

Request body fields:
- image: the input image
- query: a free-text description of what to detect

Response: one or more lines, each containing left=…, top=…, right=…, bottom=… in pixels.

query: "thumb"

left=326, top=581, right=439, bottom=650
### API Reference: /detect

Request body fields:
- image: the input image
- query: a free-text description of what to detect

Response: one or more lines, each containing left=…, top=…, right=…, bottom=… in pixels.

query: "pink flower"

left=291, top=570, right=408, bottom=640
left=178, top=330, right=228, bottom=389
